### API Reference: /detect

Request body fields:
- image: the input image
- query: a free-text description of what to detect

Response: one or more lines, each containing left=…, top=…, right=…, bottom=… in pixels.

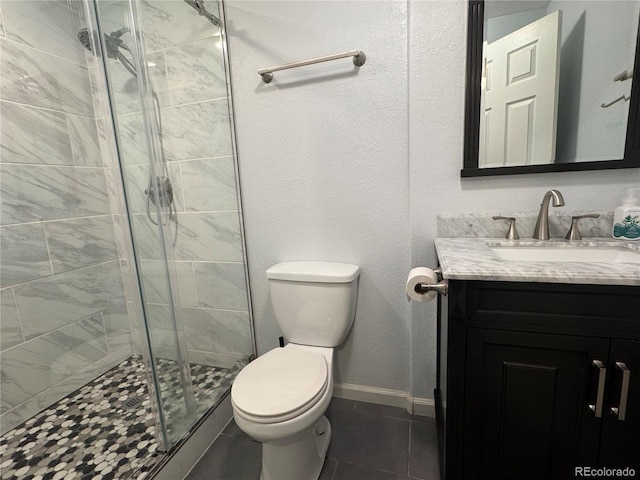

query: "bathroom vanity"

left=434, top=238, right=640, bottom=480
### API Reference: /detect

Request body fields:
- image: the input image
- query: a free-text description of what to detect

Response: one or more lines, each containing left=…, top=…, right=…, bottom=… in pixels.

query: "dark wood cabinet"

left=436, top=281, right=640, bottom=480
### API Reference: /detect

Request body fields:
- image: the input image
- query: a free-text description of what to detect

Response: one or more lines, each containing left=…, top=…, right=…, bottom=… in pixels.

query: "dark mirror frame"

left=462, top=0, right=640, bottom=177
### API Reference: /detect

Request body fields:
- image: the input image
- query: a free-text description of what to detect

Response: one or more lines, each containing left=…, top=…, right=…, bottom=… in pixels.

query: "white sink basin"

left=489, top=245, right=640, bottom=264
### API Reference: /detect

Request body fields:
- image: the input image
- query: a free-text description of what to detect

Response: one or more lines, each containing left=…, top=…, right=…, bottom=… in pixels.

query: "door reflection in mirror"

left=479, top=1, right=639, bottom=168
left=480, top=11, right=560, bottom=167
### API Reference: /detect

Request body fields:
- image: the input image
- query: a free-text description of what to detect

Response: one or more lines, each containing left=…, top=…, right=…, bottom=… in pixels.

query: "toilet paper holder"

left=414, top=267, right=448, bottom=296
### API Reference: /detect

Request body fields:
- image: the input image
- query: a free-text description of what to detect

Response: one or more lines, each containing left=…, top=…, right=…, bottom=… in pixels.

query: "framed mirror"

left=462, top=0, right=640, bottom=177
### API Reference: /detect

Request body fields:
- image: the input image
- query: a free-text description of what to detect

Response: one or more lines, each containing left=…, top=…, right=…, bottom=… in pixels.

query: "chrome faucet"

left=533, top=190, right=565, bottom=240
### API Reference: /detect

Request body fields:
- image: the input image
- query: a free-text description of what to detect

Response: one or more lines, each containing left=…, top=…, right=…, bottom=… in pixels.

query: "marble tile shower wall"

left=0, top=0, right=133, bottom=434
left=99, top=1, right=252, bottom=368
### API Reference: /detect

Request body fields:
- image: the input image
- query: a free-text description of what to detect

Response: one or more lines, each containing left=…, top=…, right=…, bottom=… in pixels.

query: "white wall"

left=227, top=0, right=640, bottom=400
left=226, top=0, right=412, bottom=392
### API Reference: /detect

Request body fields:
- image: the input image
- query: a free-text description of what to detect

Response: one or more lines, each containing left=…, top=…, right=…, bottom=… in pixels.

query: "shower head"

left=78, top=28, right=116, bottom=58
left=77, top=28, right=138, bottom=77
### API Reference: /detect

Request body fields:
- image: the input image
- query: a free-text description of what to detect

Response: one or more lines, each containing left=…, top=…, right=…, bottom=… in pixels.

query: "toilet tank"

left=266, top=262, right=360, bottom=347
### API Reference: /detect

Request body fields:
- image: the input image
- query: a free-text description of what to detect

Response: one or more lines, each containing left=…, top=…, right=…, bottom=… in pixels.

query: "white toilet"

left=231, top=261, right=360, bottom=480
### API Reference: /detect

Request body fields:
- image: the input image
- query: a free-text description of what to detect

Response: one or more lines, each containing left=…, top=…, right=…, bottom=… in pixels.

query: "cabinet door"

left=599, top=339, right=640, bottom=470
left=464, top=328, right=609, bottom=480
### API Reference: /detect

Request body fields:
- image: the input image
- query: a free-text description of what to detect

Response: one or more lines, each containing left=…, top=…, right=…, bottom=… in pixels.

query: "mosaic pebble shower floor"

left=0, top=355, right=240, bottom=480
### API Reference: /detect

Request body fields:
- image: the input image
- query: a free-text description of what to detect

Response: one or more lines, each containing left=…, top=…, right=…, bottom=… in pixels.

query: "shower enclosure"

left=0, top=0, right=253, bottom=477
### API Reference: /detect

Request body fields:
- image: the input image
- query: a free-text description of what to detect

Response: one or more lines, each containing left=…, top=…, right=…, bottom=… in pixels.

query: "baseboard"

left=333, top=383, right=435, bottom=417
left=413, top=396, right=436, bottom=417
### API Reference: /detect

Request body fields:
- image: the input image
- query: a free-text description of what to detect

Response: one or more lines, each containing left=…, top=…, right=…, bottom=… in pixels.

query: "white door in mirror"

left=480, top=10, right=561, bottom=167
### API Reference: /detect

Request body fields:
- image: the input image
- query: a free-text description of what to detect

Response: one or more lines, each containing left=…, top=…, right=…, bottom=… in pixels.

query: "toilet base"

left=260, top=415, right=332, bottom=480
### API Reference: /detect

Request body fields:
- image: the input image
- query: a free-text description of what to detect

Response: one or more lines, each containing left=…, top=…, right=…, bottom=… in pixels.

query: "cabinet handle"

left=610, top=362, right=630, bottom=421
left=588, top=360, right=607, bottom=418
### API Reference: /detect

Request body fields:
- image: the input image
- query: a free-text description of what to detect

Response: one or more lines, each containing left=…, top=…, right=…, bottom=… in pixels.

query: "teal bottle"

left=612, top=188, right=640, bottom=240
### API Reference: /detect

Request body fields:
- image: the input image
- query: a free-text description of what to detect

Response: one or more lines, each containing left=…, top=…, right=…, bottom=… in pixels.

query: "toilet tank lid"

left=266, top=261, right=360, bottom=283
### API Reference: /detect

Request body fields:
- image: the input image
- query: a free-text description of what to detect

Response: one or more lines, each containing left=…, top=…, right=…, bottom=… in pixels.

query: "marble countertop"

left=435, top=237, right=640, bottom=286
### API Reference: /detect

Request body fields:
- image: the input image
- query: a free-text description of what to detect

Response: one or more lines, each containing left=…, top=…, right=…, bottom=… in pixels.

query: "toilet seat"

left=231, top=347, right=328, bottom=424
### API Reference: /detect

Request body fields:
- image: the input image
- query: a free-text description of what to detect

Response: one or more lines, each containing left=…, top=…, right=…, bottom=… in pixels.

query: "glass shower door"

left=86, top=0, right=254, bottom=450
left=88, top=0, right=196, bottom=449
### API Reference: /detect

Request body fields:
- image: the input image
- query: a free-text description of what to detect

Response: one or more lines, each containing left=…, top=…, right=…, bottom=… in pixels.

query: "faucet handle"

left=565, top=214, right=600, bottom=241
left=492, top=216, right=520, bottom=240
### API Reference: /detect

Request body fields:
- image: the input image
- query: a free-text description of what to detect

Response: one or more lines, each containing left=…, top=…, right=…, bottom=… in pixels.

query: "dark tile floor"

left=186, top=398, right=440, bottom=480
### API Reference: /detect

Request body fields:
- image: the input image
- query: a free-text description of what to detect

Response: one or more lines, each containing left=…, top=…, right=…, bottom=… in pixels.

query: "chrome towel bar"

left=258, top=50, right=366, bottom=83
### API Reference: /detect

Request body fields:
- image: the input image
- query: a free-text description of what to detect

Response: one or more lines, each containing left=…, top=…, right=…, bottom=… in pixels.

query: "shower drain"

left=123, top=396, right=144, bottom=410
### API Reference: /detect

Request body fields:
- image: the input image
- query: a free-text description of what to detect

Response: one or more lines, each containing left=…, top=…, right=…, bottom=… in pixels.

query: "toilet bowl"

left=232, top=344, right=333, bottom=480
left=230, top=261, right=360, bottom=480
